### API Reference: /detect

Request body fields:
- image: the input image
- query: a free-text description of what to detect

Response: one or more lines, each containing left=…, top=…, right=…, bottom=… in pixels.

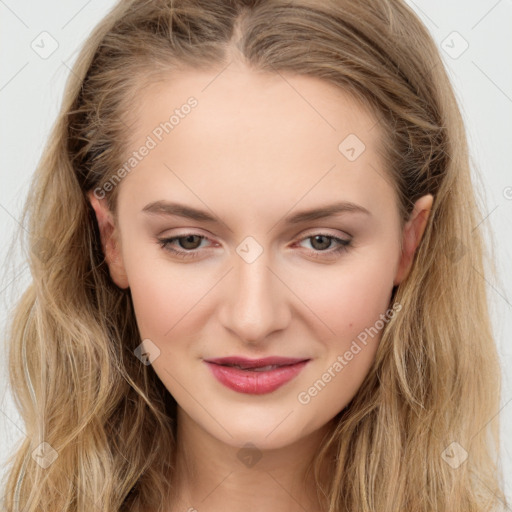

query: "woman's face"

left=90, top=63, right=429, bottom=450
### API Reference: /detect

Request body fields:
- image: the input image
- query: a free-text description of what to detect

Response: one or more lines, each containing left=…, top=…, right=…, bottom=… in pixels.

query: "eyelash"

left=157, top=232, right=352, bottom=261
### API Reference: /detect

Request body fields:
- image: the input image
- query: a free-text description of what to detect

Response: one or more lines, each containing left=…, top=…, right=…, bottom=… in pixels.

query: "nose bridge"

left=219, top=243, right=289, bottom=343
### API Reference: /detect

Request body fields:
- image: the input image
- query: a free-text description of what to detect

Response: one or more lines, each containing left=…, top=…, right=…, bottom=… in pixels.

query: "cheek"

left=129, top=274, right=172, bottom=338
left=292, top=245, right=399, bottom=338
left=294, top=252, right=399, bottom=415
left=122, top=242, right=223, bottom=345
left=121, top=243, right=192, bottom=339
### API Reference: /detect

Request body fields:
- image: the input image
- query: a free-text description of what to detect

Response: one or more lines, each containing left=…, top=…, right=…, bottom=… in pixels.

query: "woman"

left=1, top=0, right=507, bottom=511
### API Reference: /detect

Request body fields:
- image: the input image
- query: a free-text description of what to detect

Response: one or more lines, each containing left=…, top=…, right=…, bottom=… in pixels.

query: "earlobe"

left=86, top=191, right=129, bottom=289
left=393, top=194, right=433, bottom=286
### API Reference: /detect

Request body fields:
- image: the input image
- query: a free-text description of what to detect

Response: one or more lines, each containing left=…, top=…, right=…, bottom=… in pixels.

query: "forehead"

left=127, top=63, right=381, bottom=148
left=117, top=63, right=396, bottom=223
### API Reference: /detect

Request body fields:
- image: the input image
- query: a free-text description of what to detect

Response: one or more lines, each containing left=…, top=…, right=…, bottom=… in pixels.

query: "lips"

left=203, top=356, right=311, bottom=394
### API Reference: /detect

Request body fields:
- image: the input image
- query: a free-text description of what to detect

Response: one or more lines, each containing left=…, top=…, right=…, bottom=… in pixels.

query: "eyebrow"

left=142, top=200, right=371, bottom=225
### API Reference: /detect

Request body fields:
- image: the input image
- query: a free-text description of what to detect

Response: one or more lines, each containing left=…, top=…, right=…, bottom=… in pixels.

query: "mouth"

left=203, top=356, right=311, bottom=394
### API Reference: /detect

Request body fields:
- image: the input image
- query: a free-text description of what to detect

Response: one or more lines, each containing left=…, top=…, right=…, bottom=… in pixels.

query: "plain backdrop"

left=1, top=0, right=511, bottom=504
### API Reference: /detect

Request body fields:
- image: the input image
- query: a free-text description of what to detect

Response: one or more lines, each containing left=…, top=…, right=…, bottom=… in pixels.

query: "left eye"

left=157, top=234, right=210, bottom=259
left=157, top=232, right=352, bottom=260
left=298, top=234, right=350, bottom=252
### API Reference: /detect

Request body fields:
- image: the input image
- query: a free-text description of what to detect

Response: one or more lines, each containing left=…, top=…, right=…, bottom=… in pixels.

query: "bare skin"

left=88, top=61, right=432, bottom=512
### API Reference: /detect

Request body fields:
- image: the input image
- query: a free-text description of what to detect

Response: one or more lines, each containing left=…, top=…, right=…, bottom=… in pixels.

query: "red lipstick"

left=203, top=356, right=310, bottom=395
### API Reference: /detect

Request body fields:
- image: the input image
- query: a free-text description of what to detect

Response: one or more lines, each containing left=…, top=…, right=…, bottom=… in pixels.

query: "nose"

left=218, top=249, right=291, bottom=345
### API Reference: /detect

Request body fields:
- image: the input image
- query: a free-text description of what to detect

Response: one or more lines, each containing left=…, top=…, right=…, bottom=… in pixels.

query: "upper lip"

left=204, top=356, right=310, bottom=369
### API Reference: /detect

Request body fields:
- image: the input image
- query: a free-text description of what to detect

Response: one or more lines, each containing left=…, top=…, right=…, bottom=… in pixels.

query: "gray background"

left=1, top=0, right=511, bottom=505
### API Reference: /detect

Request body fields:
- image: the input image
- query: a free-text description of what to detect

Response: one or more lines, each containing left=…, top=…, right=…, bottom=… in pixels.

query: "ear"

left=87, top=191, right=129, bottom=289
left=393, top=194, right=433, bottom=286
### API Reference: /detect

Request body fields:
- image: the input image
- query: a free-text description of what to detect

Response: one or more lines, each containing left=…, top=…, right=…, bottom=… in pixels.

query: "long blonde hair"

left=1, top=0, right=507, bottom=510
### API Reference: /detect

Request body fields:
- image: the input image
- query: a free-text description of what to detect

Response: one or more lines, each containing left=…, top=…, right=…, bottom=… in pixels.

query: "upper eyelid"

left=296, top=228, right=352, bottom=240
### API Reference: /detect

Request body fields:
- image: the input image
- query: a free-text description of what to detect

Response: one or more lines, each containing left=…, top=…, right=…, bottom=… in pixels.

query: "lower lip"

left=204, top=360, right=310, bottom=395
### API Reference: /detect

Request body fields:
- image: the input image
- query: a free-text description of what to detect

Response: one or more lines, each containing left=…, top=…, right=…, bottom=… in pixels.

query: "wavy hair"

left=1, top=0, right=507, bottom=510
